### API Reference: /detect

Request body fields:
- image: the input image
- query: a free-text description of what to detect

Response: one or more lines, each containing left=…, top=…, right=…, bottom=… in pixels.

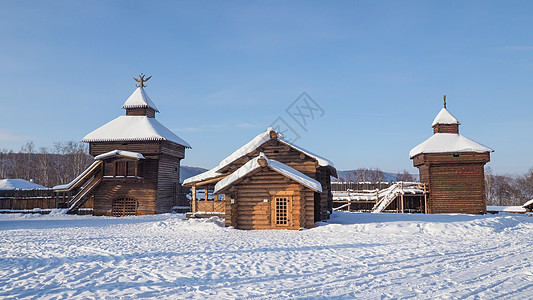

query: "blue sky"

left=0, top=1, right=532, bottom=175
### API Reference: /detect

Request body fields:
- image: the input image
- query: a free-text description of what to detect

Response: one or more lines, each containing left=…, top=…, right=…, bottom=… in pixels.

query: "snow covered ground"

left=1, top=211, right=532, bottom=299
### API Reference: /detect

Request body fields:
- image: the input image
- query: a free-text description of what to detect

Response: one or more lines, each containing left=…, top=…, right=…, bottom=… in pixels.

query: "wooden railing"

left=196, top=200, right=225, bottom=213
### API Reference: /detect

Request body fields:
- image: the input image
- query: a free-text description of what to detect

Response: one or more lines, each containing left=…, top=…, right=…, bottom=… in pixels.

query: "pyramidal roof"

left=409, top=133, right=493, bottom=158
left=82, top=116, right=191, bottom=148
left=122, top=87, right=159, bottom=112
left=432, top=108, right=460, bottom=127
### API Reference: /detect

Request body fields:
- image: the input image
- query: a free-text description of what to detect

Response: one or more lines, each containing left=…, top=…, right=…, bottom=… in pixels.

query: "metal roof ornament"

left=133, top=73, right=152, bottom=88
left=443, top=95, right=447, bottom=109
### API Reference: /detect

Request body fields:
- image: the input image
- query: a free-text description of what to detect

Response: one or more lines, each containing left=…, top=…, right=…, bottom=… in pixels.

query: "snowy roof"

left=183, top=167, right=224, bottom=185
left=432, top=108, right=460, bottom=127
left=94, top=150, right=145, bottom=160
left=215, top=127, right=334, bottom=173
left=214, top=153, right=322, bottom=194
left=0, top=179, right=50, bottom=190
left=486, top=206, right=527, bottom=213
left=523, top=199, right=533, bottom=208
left=409, top=133, right=493, bottom=158
left=82, top=116, right=191, bottom=148
left=122, top=87, right=159, bottom=112
left=183, top=127, right=335, bottom=185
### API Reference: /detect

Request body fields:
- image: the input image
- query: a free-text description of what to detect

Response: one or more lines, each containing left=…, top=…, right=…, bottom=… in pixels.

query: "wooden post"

left=191, top=185, right=197, bottom=213
left=400, top=182, right=404, bottom=213
left=423, top=183, right=428, bottom=214
left=205, top=187, right=208, bottom=201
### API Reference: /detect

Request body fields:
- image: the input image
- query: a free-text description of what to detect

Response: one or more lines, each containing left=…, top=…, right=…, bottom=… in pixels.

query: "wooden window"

left=112, top=197, right=137, bottom=217
left=138, top=160, right=144, bottom=178
left=127, top=161, right=136, bottom=176
left=273, top=197, right=290, bottom=226
left=116, top=161, right=126, bottom=177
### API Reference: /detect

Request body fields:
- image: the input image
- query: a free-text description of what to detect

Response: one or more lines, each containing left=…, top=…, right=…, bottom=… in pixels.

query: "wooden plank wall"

left=413, top=152, right=489, bottom=214
left=0, top=197, right=56, bottom=210
left=428, top=163, right=487, bottom=214
left=93, top=180, right=157, bottom=215
left=94, top=158, right=159, bottom=215
left=89, top=142, right=162, bottom=157
left=156, top=154, right=181, bottom=213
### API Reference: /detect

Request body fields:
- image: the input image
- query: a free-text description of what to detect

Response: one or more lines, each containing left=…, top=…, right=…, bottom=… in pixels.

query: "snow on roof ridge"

left=182, top=167, right=221, bottom=185
left=184, top=127, right=335, bottom=185
left=409, top=133, right=493, bottom=158
left=122, top=87, right=159, bottom=112
left=523, top=199, right=533, bottom=207
left=277, top=138, right=334, bottom=168
left=432, top=108, right=460, bottom=127
left=214, top=153, right=322, bottom=194
left=214, top=127, right=334, bottom=173
left=94, top=150, right=145, bottom=160
left=0, top=178, right=50, bottom=190
left=82, top=116, right=191, bottom=148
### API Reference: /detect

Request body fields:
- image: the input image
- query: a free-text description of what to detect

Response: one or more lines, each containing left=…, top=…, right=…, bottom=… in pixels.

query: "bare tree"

left=396, top=170, right=415, bottom=182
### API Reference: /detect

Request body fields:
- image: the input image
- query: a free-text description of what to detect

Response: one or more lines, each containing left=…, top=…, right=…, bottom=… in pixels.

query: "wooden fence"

left=331, top=182, right=394, bottom=191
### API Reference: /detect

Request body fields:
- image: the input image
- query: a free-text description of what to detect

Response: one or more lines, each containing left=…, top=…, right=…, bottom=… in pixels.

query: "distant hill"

left=180, top=166, right=208, bottom=183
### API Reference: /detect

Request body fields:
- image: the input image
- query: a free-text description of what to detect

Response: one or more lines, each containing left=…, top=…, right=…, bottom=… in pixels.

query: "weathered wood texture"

left=126, top=107, right=156, bottom=118
left=433, top=124, right=459, bottom=134
left=93, top=179, right=157, bottom=216
left=156, top=154, right=181, bottom=212
left=88, top=139, right=186, bottom=216
left=224, top=168, right=315, bottom=230
left=413, top=152, right=490, bottom=214
left=197, top=201, right=225, bottom=213
left=218, top=138, right=332, bottom=222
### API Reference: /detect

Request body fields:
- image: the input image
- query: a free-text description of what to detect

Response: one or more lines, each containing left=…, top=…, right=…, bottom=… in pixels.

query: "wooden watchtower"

left=410, top=97, right=493, bottom=214
left=81, top=75, right=191, bottom=216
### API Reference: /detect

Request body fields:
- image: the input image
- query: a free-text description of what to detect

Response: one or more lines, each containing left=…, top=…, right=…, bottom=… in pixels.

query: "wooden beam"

left=191, top=185, right=197, bottom=213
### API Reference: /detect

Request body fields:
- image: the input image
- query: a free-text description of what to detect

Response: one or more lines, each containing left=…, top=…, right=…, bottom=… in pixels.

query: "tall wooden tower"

left=81, top=75, right=191, bottom=216
left=410, top=97, right=493, bottom=214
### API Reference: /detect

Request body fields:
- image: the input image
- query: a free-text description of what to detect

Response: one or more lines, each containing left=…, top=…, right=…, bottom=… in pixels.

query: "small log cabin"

left=410, top=97, right=493, bottom=214
left=183, top=127, right=337, bottom=229
left=58, top=76, right=191, bottom=216
left=215, top=153, right=322, bottom=229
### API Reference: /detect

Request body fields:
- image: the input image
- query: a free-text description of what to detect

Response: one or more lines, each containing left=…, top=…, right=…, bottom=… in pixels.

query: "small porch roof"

left=214, top=153, right=322, bottom=194
left=94, top=150, right=145, bottom=160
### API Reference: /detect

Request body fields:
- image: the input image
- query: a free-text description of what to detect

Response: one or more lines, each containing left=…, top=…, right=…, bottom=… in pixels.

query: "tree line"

left=0, top=141, right=92, bottom=188
left=485, top=167, right=533, bottom=206
left=1, top=143, right=532, bottom=206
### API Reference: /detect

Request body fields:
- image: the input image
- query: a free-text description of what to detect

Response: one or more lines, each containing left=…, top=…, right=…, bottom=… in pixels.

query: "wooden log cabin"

left=410, top=97, right=493, bottom=214
left=183, top=128, right=337, bottom=229
left=60, top=75, right=191, bottom=216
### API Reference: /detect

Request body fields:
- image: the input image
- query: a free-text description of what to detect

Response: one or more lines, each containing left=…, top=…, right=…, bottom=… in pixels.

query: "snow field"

left=1, top=212, right=532, bottom=299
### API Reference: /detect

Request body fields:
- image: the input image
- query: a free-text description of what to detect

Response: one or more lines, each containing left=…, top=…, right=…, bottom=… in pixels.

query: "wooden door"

left=271, top=195, right=293, bottom=227
left=112, top=197, right=137, bottom=216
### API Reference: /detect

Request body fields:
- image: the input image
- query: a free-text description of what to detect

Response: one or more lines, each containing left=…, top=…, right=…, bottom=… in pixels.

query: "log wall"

left=156, top=154, right=181, bottom=213
left=224, top=168, right=315, bottom=230
left=93, top=179, right=157, bottom=215
left=413, top=152, right=490, bottom=214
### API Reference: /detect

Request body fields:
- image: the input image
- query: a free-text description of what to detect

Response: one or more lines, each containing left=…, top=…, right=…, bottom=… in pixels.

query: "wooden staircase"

left=66, top=174, right=102, bottom=214
left=53, top=161, right=103, bottom=214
